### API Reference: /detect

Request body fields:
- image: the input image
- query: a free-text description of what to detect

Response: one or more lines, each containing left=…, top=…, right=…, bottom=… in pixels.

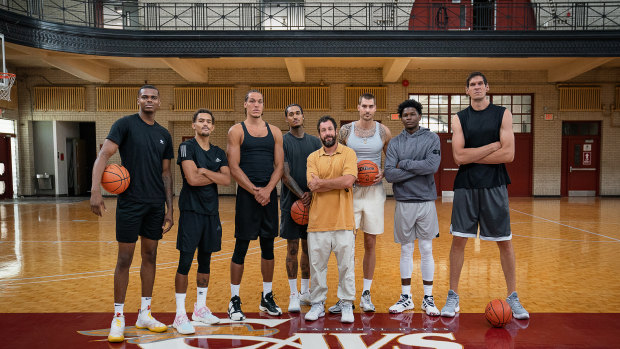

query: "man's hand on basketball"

left=301, top=192, right=312, bottom=207
left=373, top=169, right=384, bottom=184
left=162, top=211, right=174, bottom=234
left=254, top=186, right=271, bottom=206
left=90, top=190, right=106, bottom=216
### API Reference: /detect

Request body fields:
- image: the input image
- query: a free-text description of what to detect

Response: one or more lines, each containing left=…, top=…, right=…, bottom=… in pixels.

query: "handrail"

left=0, top=1, right=619, bottom=31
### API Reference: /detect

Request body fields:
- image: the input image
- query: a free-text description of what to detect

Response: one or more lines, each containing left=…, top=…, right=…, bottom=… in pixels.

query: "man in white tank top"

left=332, top=93, right=392, bottom=313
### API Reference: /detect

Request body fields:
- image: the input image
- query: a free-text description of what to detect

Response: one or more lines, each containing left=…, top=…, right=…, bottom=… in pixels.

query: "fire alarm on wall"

left=402, top=79, right=409, bottom=87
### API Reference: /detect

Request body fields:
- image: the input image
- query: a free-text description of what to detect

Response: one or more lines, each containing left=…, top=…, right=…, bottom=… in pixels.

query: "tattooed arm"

left=338, top=123, right=352, bottom=145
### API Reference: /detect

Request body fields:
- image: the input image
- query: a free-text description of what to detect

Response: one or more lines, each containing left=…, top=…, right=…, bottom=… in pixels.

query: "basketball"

left=485, top=299, right=513, bottom=328
left=357, top=160, right=379, bottom=186
left=290, top=199, right=309, bottom=225
left=101, top=164, right=130, bottom=194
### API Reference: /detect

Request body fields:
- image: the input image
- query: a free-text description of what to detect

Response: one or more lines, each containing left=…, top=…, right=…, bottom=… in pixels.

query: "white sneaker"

left=340, top=301, right=354, bottom=323
left=304, top=302, right=325, bottom=321
left=422, top=295, right=440, bottom=316
left=288, top=293, right=301, bottom=313
left=108, top=314, right=125, bottom=342
left=192, top=303, right=220, bottom=324
left=360, top=290, right=376, bottom=312
left=299, top=291, right=311, bottom=306
left=389, top=294, right=414, bottom=313
left=173, top=313, right=195, bottom=335
left=135, top=307, right=167, bottom=332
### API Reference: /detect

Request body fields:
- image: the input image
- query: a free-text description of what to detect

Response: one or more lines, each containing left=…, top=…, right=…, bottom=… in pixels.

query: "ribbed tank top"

left=453, top=104, right=511, bottom=189
left=240, top=121, right=275, bottom=185
left=347, top=121, right=383, bottom=167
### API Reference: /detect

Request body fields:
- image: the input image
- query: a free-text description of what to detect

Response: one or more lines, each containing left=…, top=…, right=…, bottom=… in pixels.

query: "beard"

left=321, top=135, right=336, bottom=147
left=291, top=124, right=302, bottom=129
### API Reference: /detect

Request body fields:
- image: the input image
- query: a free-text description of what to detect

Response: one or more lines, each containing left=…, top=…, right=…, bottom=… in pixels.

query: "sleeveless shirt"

left=240, top=121, right=275, bottom=185
left=453, top=104, right=511, bottom=189
left=347, top=121, right=383, bottom=167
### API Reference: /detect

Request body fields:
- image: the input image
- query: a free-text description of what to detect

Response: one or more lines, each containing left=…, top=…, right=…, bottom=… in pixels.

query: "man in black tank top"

left=226, top=90, right=284, bottom=320
left=440, top=73, right=529, bottom=320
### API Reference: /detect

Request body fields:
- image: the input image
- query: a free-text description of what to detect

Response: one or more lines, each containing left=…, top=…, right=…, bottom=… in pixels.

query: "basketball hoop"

left=0, top=72, right=16, bottom=101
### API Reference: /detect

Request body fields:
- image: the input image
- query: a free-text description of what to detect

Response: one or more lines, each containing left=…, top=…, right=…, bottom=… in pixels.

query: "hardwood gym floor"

left=0, top=196, right=619, bottom=348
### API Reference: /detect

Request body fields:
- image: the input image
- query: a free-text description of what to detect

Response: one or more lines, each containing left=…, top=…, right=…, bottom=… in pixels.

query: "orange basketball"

left=357, top=160, right=379, bottom=186
left=485, top=299, right=513, bottom=328
left=101, top=164, right=130, bottom=194
left=290, top=199, right=309, bottom=225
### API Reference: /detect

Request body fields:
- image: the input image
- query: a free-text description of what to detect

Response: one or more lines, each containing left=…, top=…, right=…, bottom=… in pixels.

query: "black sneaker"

left=259, top=291, right=282, bottom=316
left=228, top=295, right=245, bottom=321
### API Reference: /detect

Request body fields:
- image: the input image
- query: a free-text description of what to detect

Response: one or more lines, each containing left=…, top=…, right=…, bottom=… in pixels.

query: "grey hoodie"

left=384, top=127, right=440, bottom=202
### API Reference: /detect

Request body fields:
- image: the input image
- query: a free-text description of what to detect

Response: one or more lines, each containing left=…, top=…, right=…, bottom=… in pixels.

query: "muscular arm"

left=90, top=139, right=119, bottom=216
left=451, top=114, right=501, bottom=166
left=161, top=158, right=174, bottom=234
left=308, top=174, right=356, bottom=193
left=282, top=161, right=305, bottom=198
left=372, top=123, right=393, bottom=184
left=226, top=124, right=256, bottom=193
left=475, top=110, right=515, bottom=164
left=201, top=166, right=231, bottom=186
left=338, top=123, right=351, bottom=145
left=182, top=160, right=231, bottom=186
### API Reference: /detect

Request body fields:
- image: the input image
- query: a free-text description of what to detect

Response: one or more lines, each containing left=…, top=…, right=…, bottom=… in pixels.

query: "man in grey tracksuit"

left=384, top=98, right=441, bottom=315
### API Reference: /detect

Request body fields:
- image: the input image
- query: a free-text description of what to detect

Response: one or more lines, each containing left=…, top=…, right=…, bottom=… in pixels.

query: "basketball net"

left=0, top=72, right=15, bottom=101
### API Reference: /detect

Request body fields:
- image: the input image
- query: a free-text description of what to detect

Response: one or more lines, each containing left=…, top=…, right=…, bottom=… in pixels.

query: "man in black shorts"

left=90, top=85, right=173, bottom=342
left=173, top=109, right=230, bottom=334
left=280, top=104, right=321, bottom=312
left=440, top=72, right=529, bottom=320
left=226, top=90, right=284, bottom=320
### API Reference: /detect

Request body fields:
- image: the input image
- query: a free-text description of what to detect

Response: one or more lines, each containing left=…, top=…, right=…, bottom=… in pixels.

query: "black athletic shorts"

left=279, top=210, right=308, bottom=240
left=177, top=211, right=222, bottom=253
left=450, top=186, right=512, bottom=241
left=116, top=198, right=164, bottom=243
left=234, top=185, right=278, bottom=240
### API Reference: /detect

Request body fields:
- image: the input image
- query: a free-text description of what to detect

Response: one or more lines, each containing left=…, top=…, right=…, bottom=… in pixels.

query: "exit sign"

left=544, top=113, right=554, bottom=120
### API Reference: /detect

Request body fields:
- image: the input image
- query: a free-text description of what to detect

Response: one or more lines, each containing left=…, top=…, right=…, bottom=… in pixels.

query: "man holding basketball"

left=172, top=109, right=230, bottom=334
left=304, top=115, right=357, bottom=323
left=335, top=93, right=391, bottom=313
left=384, top=99, right=441, bottom=316
left=226, top=90, right=284, bottom=320
left=441, top=72, right=529, bottom=320
left=280, top=104, right=321, bottom=312
left=90, top=85, right=174, bottom=342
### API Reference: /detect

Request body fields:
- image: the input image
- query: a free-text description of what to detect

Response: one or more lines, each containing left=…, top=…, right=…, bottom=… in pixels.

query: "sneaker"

left=389, top=294, right=414, bottom=313
left=360, top=290, right=375, bottom=312
left=108, top=314, right=125, bottom=342
left=228, top=295, right=246, bottom=321
left=440, top=290, right=460, bottom=317
left=288, top=293, right=301, bottom=313
left=506, top=291, right=530, bottom=320
left=340, top=301, right=354, bottom=323
left=328, top=299, right=355, bottom=314
left=135, top=307, right=167, bottom=332
left=422, top=295, right=440, bottom=316
left=259, top=291, right=282, bottom=316
left=299, top=291, right=312, bottom=306
left=192, top=303, right=220, bottom=324
left=304, top=302, right=325, bottom=321
left=173, top=313, right=195, bottom=335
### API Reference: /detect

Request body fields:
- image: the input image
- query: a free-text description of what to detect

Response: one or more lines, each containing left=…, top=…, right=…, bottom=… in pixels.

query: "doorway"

left=0, top=134, right=13, bottom=199
left=561, top=121, right=600, bottom=196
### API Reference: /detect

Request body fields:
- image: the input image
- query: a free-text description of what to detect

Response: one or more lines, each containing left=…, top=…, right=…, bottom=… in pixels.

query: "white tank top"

left=347, top=121, right=383, bottom=168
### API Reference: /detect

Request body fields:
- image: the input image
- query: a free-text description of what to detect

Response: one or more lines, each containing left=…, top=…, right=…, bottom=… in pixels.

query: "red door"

left=0, top=134, right=13, bottom=199
left=505, top=133, right=532, bottom=196
left=437, top=133, right=458, bottom=196
left=561, top=135, right=600, bottom=196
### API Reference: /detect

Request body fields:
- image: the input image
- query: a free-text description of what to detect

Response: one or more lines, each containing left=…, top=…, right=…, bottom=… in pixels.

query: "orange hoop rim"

left=0, top=72, right=15, bottom=78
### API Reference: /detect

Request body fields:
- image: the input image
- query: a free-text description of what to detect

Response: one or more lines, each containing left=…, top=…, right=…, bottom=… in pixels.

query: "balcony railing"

left=1, top=1, right=619, bottom=31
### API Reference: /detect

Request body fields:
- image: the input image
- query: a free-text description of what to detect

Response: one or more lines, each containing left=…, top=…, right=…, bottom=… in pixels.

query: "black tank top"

left=453, top=104, right=511, bottom=189
left=240, top=121, right=275, bottom=185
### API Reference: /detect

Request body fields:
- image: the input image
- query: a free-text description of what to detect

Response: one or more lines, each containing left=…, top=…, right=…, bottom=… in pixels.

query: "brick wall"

left=12, top=66, right=620, bottom=196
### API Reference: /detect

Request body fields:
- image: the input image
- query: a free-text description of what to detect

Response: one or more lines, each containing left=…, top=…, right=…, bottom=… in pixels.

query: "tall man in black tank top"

left=226, top=90, right=284, bottom=320
left=440, top=72, right=529, bottom=320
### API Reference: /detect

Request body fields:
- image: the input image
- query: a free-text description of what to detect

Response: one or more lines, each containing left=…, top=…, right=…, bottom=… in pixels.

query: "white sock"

left=175, top=293, right=186, bottom=315
left=231, top=284, right=240, bottom=298
left=114, top=303, right=124, bottom=317
left=288, top=279, right=298, bottom=294
left=423, top=284, right=433, bottom=297
left=140, top=297, right=152, bottom=312
left=263, top=282, right=272, bottom=295
left=197, top=287, right=208, bottom=307
left=301, top=279, right=310, bottom=294
left=363, top=279, right=372, bottom=292
left=401, top=285, right=411, bottom=296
